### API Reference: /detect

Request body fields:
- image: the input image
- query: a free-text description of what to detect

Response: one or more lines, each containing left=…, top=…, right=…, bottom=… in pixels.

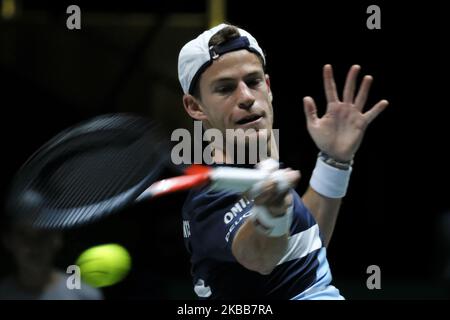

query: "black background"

left=0, top=0, right=446, bottom=299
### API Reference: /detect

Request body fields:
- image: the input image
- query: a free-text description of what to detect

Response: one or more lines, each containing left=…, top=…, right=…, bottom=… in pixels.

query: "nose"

left=237, top=81, right=255, bottom=110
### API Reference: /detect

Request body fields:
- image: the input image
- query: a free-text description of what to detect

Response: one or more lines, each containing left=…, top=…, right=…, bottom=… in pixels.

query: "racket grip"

left=209, top=167, right=270, bottom=193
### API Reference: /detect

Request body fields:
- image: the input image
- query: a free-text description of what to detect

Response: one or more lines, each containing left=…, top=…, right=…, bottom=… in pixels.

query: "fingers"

left=363, top=99, right=389, bottom=123
left=343, top=65, right=361, bottom=103
left=303, top=96, right=318, bottom=124
left=253, top=179, right=285, bottom=206
left=354, top=75, right=373, bottom=111
left=323, top=64, right=339, bottom=102
left=253, top=169, right=300, bottom=208
left=323, top=65, right=377, bottom=111
left=282, top=169, right=301, bottom=188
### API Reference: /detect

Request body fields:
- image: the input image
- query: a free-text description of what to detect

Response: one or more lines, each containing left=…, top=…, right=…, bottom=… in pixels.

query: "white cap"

left=177, top=23, right=266, bottom=94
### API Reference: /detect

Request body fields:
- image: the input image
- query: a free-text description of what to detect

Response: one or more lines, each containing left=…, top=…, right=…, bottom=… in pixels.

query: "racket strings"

left=8, top=114, right=168, bottom=228
left=41, top=134, right=159, bottom=209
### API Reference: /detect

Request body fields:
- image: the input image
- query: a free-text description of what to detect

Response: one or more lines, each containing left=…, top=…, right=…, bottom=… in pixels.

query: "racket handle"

left=209, top=167, right=270, bottom=193
left=136, top=164, right=289, bottom=202
left=210, top=160, right=291, bottom=198
left=136, top=173, right=210, bottom=201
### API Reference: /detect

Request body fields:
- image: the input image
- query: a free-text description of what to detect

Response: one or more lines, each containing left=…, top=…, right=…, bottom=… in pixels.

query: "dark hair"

left=191, top=25, right=265, bottom=100
left=209, top=25, right=241, bottom=47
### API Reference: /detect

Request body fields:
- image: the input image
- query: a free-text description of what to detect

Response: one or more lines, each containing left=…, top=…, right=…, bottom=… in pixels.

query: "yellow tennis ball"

left=76, top=244, right=131, bottom=288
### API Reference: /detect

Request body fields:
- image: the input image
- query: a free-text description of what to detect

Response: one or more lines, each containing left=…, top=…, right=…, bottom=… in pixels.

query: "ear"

left=183, top=94, right=208, bottom=121
left=265, top=74, right=273, bottom=102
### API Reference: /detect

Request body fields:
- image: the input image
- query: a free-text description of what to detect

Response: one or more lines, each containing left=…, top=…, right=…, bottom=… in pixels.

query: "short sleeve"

left=183, top=188, right=254, bottom=262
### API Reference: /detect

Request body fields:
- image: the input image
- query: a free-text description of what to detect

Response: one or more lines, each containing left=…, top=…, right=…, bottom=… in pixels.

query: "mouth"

left=236, top=114, right=263, bottom=126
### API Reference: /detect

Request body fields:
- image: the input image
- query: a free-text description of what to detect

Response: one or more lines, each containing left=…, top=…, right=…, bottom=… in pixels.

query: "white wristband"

left=251, top=205, right=293, bottom=237
left=309, top=157, right=352, bottom=198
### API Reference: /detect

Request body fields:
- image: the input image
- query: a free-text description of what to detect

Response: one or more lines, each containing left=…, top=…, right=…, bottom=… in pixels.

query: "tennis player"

left=178, top=24, right=388, bottom=299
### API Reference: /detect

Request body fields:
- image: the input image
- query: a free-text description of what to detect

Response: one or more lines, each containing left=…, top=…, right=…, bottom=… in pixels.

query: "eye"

left=246, top=78, right=263, bottom=88
left=215, top=85, right=234, bottom=94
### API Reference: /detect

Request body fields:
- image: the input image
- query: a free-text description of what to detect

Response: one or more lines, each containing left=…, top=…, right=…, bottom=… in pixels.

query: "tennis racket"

left=5, top=113, right=272, bottom=229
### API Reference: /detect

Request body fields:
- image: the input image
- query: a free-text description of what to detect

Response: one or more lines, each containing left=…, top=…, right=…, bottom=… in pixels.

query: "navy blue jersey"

left=182, top=182, right=342, bottom=299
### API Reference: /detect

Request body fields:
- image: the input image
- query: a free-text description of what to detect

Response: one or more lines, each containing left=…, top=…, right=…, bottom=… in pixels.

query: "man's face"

left=197, top=50, right=273, bottom=135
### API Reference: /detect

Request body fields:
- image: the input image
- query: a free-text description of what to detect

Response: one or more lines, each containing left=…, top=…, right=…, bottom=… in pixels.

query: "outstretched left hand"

left=303, top=64, right=389, bottom=162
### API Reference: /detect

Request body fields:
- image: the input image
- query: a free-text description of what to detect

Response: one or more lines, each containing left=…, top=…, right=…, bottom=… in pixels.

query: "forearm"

left=302, top=186, right=341, bottom=247
left=231, top=163, right=298, bottom=275
left=302, top=151, right=352, bottom=246
left=232, top=218, right=288, bottom=275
